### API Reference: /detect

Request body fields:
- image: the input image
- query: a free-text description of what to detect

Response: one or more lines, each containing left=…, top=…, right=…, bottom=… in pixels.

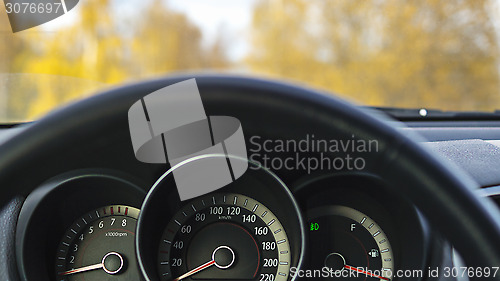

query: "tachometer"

left=158, top=193, right=291, bottom=281
left=308, top=206, right=394, bottom=280
left=55, top=205, right=142, bottom=281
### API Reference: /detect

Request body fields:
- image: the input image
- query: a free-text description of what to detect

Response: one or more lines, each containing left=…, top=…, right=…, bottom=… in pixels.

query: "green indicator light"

left=310, top=222, right=319, bottom=231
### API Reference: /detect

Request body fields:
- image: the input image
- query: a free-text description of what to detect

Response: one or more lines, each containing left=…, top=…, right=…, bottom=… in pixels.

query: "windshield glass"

left=2, top=0, right=500, bottom=122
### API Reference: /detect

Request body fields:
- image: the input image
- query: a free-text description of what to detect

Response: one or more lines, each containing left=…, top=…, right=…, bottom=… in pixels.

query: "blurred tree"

left=20, top=0, right=129, bottom=118
left=248, top=0, right=322, bottom=85
left=0, top=3, right=36, bottom=121
left=0, top=4, right=23, bottom=73
left=132, top=0, right=203, bottom=76
left=4, top=0, right=230, bottom=120
left=248, top=0, right=500, bottom=111
left=203, top=27, right=231, bottom=69
left=131, top=0, right=229, bottom=76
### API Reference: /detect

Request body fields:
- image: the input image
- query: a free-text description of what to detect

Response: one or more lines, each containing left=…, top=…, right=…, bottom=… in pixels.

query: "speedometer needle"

left=173, top=260, right=216, bottom=281
left=344, top=265, right=390, bottom=281
left=173, top=245, right=236, bottom=281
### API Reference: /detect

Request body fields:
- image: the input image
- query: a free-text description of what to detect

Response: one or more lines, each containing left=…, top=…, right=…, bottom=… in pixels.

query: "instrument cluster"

left=16, top=158, right=429, bottom=281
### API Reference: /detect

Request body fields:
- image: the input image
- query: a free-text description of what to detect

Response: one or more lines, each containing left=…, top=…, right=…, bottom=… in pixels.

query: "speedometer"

left=157, top=193, right=291, bottom=281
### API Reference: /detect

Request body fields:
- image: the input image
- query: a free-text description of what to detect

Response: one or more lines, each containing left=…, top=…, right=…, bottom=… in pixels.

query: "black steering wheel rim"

left=1, top=74, right=500, bottom=275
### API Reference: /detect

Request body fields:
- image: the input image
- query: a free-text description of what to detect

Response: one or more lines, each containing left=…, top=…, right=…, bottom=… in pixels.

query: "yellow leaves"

left=3, top=0, right=229, bottom=121
left=247, top=0, right=500, bottom=111
left=1, top=0, right=125, bottom=119
left=3, top=0, right=500, bottom=121
left=25, top=74, right=107, bottom=118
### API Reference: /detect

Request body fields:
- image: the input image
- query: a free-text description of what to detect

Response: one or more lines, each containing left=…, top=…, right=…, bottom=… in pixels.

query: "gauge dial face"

left=55, top=205, right=141, bottom=281
left=158, top=193, right=291, bottom=281
left=308, top=206, right=394, bottom=280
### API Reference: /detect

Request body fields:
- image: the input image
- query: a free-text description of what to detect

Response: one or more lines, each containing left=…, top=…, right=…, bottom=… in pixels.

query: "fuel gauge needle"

left=344, top=265, right=391, bottom=281
left=59, top=263, right=103, bottom=276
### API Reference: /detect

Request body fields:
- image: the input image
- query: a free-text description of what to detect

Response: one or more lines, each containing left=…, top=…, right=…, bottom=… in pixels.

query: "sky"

left=167, top=0, right=256, bottom=60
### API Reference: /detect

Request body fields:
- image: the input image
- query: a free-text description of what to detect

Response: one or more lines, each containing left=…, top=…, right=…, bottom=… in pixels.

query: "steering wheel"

left=0, top=75, right=499, bottom=279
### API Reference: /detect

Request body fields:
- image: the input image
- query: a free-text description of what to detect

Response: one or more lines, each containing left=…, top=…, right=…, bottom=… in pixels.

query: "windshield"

left=1, top=0, right=500, bottom=122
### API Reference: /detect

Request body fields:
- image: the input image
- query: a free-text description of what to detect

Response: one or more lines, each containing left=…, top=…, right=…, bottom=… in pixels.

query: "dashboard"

left=14, top=156, right=431, bottom=281
left=0, top=75, right=500, bottom=281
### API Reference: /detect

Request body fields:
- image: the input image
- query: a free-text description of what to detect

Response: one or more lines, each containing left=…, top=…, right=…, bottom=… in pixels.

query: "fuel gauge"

left=308, top=206, right=394, bottom=280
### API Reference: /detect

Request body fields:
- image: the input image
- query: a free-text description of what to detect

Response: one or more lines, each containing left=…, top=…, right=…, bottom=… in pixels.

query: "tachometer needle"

left=59, top=263, right=103, bottom=276
left=344, top=265, right=390, bottom=281
left=59, top=252, right=124, bottom=276
left=173, top=260, right=216, bottom=281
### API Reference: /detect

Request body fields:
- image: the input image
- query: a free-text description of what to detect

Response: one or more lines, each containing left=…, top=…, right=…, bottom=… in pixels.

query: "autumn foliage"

left=1, top=0, right=499, bottom=121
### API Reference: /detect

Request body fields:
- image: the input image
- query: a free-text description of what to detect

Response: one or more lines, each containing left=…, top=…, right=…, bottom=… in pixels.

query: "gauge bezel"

left=55, top=204, right=141, bottom=280
left=307, top=205, right=395, bottom=280
left=15, top=169, right=146, bottom=281
left=292, top=172, right=429, bottom=281
left=158, top=193, right=291, bottom=281
left=136, top=154, right=305, bottom=281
